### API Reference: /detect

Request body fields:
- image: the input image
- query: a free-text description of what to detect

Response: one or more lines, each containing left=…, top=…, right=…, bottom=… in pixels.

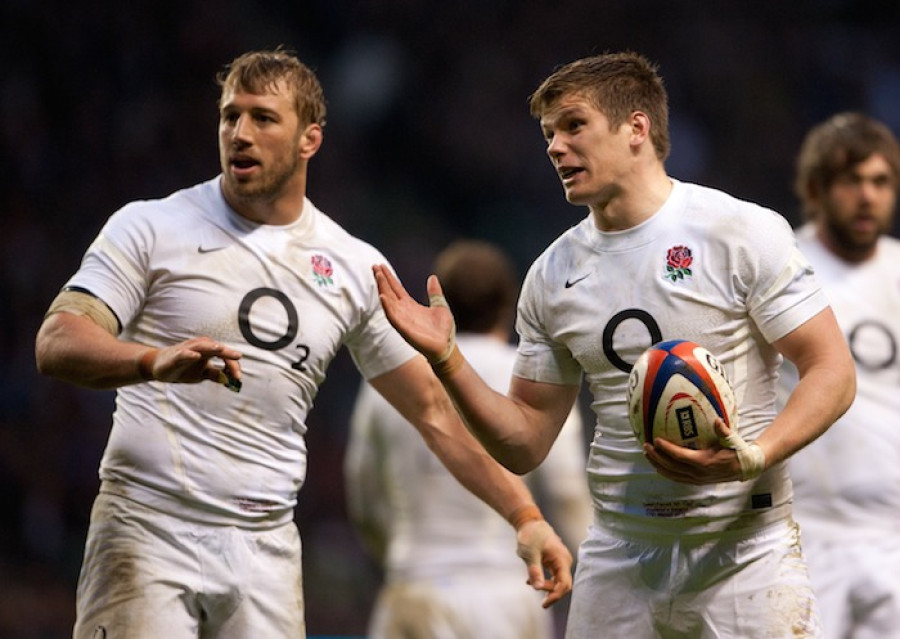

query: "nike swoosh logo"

left=197, top=246, right=227, bottom=254
left=564, top=273, right=590, bottom=288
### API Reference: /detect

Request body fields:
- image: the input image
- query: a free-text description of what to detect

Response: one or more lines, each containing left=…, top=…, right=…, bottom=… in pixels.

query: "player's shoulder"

left=308, top=203, right=386, bottom=262
left=525, top=216, right=593, bottom=285
left=680, top=181, right=793, bottom=245
left=108, top=177, right=219, bottom=231
left=683, top=181, right=786, bottom=225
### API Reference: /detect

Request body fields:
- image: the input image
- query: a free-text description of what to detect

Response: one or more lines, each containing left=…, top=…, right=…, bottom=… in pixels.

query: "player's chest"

left=543, top=247, right=737, bottom=375
left=145, top=244, right=359, bottom=361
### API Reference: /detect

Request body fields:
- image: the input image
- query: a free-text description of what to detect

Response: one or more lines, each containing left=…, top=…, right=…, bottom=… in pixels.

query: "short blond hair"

left=217, top=48, right=327, bottom=127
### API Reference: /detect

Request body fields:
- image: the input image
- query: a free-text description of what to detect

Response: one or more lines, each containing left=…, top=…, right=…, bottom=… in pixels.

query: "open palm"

left=373, top=265, right=456, bottom=363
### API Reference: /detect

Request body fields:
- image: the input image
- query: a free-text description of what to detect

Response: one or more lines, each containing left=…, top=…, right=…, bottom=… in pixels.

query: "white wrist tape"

left=428, top=293, right=457, bottom=364
left=719, top=431, right=766, bottom=481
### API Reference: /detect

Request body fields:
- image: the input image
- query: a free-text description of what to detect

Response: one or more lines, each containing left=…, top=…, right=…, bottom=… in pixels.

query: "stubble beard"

left=823, top=203, right=890, bottom=260
left=223, top=142, right=303, bottom=206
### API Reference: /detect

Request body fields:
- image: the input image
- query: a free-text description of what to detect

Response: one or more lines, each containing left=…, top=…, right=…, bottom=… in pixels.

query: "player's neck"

left=589, top=171, right=673, bottom=232
left=223, top=177, right=308, bottom=226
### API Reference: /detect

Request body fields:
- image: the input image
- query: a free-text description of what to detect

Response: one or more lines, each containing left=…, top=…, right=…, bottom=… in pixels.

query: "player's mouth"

left=850, top=213, right=879, bottom=232
left=230, top=156, right=261, bottom=178
left=558, top=166, right=584, bottom=185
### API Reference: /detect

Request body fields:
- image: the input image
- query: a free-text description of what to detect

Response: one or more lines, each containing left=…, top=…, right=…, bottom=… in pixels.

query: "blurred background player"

left=374, top=51, right=856, bottom=638
left=32, top=49, right=571, bottom=639
left=782, top=112, right=900, bottom=639
left=346, top=240, right=592, bottom=639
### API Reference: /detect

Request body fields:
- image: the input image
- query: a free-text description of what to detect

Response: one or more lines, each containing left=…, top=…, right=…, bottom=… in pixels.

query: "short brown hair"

left=795, top=112, right=900, bottom=219
left=528, top=51, right=670, bottom=161
left=435, top=240, right=518, bottom=334
left=217, top=48, right=327, bottom=127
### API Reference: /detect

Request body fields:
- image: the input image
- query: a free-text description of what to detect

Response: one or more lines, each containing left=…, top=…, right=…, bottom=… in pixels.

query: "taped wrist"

left=427, top=293, right=462, bottom=378
left=508, top=504, right=544, bottom=530
left=430, top=344, right=464, bottom=379
left=719, top=431, right=766, bottom=481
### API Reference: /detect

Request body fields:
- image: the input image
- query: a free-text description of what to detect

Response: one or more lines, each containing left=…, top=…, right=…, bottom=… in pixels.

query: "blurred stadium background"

left=2, top=0, right=899, bottom=636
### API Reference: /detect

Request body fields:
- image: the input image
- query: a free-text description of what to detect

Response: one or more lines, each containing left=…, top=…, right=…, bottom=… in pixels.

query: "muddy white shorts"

left=73, top=492, right=305, bottom=639
left=565, top=518, right=822, bottom=639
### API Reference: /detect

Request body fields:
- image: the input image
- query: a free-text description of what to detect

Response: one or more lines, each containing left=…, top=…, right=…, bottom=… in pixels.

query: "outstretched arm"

left=373, top=264, right=578, bottom=474
left=370, top=356, right=573, bottom=607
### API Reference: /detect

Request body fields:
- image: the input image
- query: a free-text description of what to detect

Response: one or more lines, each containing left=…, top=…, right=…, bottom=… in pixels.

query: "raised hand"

left=373, top=265, right=456, bottom=363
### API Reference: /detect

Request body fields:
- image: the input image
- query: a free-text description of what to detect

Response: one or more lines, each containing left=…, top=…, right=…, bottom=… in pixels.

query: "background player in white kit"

left=346, top=240, right=592, bottom=639
left=780, top=112, right=900, bottom=638
left=374, top=52, right=856, bottom=638
left=33, top=49, right=573, bottom=639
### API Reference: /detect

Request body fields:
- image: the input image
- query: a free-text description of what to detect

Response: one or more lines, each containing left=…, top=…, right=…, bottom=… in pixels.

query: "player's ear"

left=629, top=111, right=651, bottom=149
left=298, top=123, right=323, bottom=158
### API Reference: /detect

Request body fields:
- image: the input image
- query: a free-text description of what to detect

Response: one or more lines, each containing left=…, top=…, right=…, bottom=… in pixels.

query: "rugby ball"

left=626, top=340, right=736, bottom=449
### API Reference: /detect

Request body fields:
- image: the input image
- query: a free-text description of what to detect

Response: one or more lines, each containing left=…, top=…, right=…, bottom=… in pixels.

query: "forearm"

left=35, top=312, right=153, bottom=389
left=762, top=307, right=856, bottom=466
left=371, top=357, right=541, bottom=518
left=432, top=352, right=548, bottom=474
left=759, top=361, right=855, bottom=466
left=415, top=383, right=537, bottom=519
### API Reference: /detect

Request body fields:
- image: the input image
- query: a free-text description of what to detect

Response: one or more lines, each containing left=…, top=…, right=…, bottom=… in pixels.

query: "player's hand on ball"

left=643, top=417, right=745, bottom=484
left=373, top=265, right=456, bottom=364
left=516, top=519, right=573, bottom=608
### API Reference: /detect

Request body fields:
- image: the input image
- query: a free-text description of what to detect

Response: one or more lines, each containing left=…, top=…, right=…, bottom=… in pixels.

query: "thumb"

left=516, top=519, right=552, bottom=589
left=426, top=274, right=444, bottom=299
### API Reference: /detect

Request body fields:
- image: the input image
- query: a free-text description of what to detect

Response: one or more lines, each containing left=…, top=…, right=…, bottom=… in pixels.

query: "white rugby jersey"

left=346, top=333, right=589, bottom=583
left=67, top=176, right=416, bottom=527
left=515, top=180, right=828, bottom=535
left=787, top=225, right=900, bottom=539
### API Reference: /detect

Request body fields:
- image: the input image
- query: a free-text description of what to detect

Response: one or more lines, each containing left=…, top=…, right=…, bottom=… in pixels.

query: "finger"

left=374, top=264, right=407, bottom=301
left=216, top=346, right=243, bottom=361
left=185, top=338, right=240, bottom=360
left=223, top=357, right=242, bottom=380
left=425, top=274, right=444, bottom=299
left=525, top=561, right=546, bottom=592
left=372, top=266, right=394, bottom=302
left=713, top=416, right=730, bottom=438
left=542, top=576, right=570, bottom=608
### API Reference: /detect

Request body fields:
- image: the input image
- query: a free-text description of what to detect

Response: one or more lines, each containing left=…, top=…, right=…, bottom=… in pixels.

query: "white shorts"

left=368, top=572, right=553, bottom=639
left=73, top=492, right=305, bottom=639
left=565, top=518, right=822, bottom=639
left=801, top=531, right=900, bottom=639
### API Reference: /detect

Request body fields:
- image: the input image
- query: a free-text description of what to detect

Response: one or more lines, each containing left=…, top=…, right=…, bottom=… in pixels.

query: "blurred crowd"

left=2, top=0, right=899, bottom=636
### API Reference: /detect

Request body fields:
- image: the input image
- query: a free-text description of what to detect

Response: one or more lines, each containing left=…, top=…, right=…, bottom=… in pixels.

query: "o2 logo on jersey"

left=603, top=309, right=663, bottom=372
left=238, top=287, right=311, bottom=372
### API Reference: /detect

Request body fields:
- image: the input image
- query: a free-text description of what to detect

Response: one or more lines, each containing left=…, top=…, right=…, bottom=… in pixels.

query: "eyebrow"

left=541, top=105, right=588, bottom=128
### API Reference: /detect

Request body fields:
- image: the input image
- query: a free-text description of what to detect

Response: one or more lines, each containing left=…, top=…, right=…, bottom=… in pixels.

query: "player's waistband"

left=100, top=480, right=295, bottom=530
left=593, top=502, right=792, bottom=543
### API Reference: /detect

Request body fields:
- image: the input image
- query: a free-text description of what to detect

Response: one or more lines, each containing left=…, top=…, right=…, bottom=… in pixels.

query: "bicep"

left=772, top=307, right=849, bottom=376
